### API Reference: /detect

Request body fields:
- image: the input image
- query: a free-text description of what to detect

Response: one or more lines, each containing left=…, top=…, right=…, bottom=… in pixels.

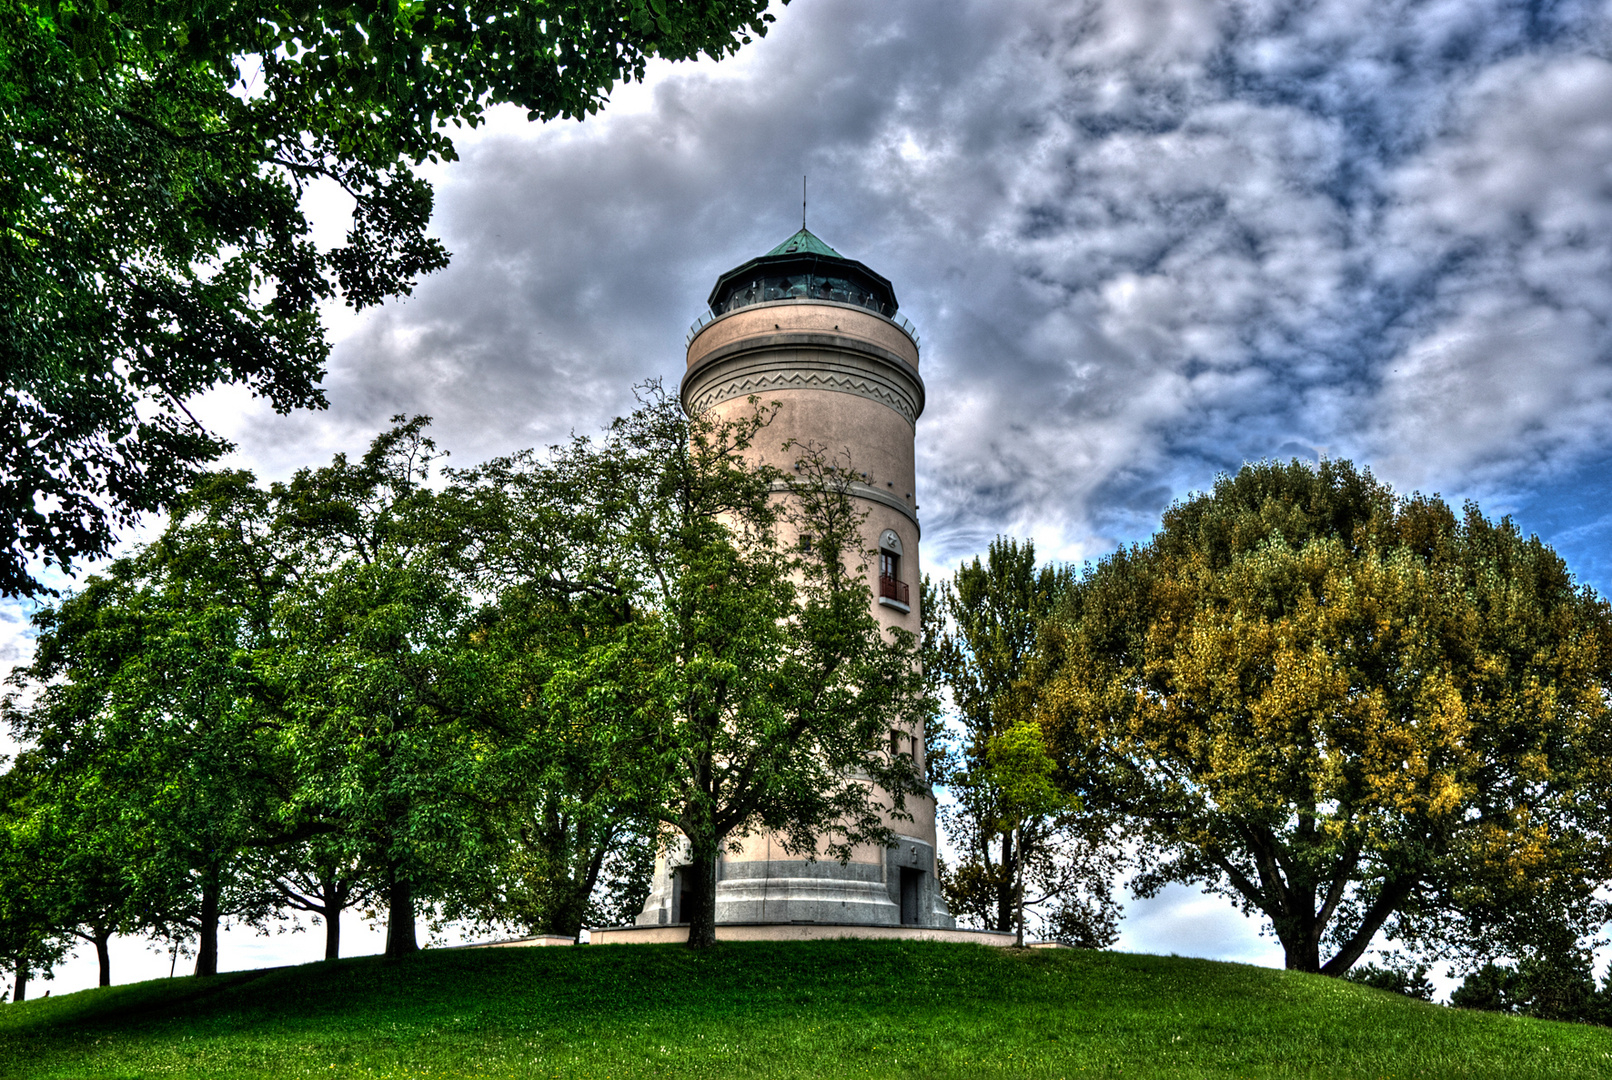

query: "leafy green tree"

left=1, top=392, right=933, bottom=964
left=8, top=413, right=655, bottom=965
left=1449, top=946, right=1605, bottom=1023
left=926, top=540, right=1119, bottom=947
left=32, top=783, right=140, bottom=986
left=5, top=421, right=481, bottom=972
left=278, top=556, right=497, bottom=957
left=254, top=840, right=372, bottom=961
left=1341, top=955, right=1435, bottom=1001
left=479, top=387, right=930, bottom=949
left=1444, top=918, right=1612, bottom=1025
left=982, top=719, right=1076, bottom=947
left=583, top=839, right=657, bottom=929
left=429, top=451, right=665, bottom=942
left=1040, top=459, right=1612, bottom=975
left=0, top=758, right=70, bottom=1000
left=655, top=395, right=929, bottom=948
left=260, top=420, right=499, bottom=957
left=460, top=592, right=659, bottom=941
left=1, top=0, right=783, bottom=598
left=11, top=567, right=285, bottom=976
left=1449, top=961, right=1516, bottom=1013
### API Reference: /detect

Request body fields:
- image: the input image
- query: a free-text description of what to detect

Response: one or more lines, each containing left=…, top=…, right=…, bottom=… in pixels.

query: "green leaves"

left=926, top=538, right=1114, bottom=944
left=451, top=384, right=928, bottom=945
left=2, top=0, right=783, bottom=597
left=1040, top=458, right=1612, bottom=974
left=3, top=415, right=503, bottom=967
left=3, top=387, right=926, bottom=962
left=986, top=720, right=1069, bottom=830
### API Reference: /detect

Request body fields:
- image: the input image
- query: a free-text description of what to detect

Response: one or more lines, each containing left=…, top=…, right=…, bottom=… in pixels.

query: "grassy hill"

left=2, top=940, right=1609, bottom=1079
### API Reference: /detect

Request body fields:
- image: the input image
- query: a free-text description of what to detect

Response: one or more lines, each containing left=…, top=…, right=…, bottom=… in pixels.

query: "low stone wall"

left=456, top=934, right=577, bottom=949
left=589, top=922, right=1017, bottom=947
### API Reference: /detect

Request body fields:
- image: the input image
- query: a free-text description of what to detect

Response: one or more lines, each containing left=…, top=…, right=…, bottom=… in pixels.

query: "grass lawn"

left=1, top=940, right=1608, bottom=1079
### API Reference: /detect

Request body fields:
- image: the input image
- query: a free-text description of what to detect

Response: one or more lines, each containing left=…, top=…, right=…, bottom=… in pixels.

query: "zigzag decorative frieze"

left=688, top=365, right=919, bottom=425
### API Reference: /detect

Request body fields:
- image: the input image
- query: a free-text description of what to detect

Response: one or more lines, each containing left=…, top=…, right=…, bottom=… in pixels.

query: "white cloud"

left=1371, top=53, right=1612, bottom=486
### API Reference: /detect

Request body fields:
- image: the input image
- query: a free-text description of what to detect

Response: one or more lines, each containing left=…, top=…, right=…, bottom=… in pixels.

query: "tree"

left=459, top=593, right=659, bottom=941
left=983, top=719, right=1076, bottom=947
left=10, top=566, right=285, bottom=976
left=1, top=0, right=784, bottom=597
left=1341, top=955, right=1435, bottom=1001
left=8, top=412, right=675, bottom=968
left=429, top=454, right=667, bottom=943
left=1039, top=459, right=1612, bottom=975
left=4, top=421, right=490, bottom=971
left=1449, top=942, right=1607, bottom=1024
left=926, top=540, right=1120, bottom=947
left=476, top=386, right=930, bottom=949
left=254, top=839, right=372, bottom=961
left=31, top=779, right=140, bottom=986
left=0, top=393, right=932, bottom=962
left=0, top=758, right=70, bottom=1000
left=261, top=419, right=498, bottom=957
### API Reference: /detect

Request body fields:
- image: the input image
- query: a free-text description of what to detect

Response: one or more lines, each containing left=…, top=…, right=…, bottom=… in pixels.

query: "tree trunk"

left=321, top=877, right=343, bottom=960
left=194, top=875, right=221, bottom=977
left=996, top=828, right=1015, bottom=933
left=685, top=850, right=719, bottom=950
left=384, top=871, right=418, bottom=957
left=11, top=964, right=26, bottom=1002
left=1318, top=876, right=1419, bottom=977
left=320, top=912, right=340, bottom=961
left=549, top=882, right=590, bottom=942
left=1014, top=826, right=1026, bottom=948
left=1281, top=930, right=1321, bottom=973
left=95, top=931, right=112, bottom=987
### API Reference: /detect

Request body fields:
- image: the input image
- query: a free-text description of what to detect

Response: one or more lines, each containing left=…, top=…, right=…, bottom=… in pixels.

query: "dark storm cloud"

left=212, top=0, right=1612, bottom=580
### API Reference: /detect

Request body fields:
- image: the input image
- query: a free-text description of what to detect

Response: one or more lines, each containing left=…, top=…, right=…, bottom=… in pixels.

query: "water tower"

left=629, top=227, right=956, bottom=934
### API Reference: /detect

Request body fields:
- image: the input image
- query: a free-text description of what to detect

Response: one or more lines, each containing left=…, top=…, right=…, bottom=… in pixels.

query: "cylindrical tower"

left=633, top=228, right=953, bottom=931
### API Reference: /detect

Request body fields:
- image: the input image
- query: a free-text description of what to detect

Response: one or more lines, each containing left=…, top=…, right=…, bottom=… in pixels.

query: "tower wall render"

left=632, top=255, right=952, bottom=931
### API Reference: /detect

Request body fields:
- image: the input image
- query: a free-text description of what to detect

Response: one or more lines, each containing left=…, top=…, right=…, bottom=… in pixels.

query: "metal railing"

left=879, top=574, right=909, bottom=605
left=891, top=313, right=921, bottom=347
left=685, top=308, right=717, bottom=346
left=686, top=301, right=921, bottom=350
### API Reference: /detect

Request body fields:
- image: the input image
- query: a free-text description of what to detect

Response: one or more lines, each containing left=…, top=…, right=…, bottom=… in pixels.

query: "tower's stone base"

left=591, top=922, right=1014, bottom=946
left=633, top=836, right=956, bottom=931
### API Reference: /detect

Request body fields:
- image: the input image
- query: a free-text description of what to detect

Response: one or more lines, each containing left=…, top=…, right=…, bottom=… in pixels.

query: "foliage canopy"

left=925, top=538, right=1119, bottom=948
left=0, top=0, right=782, bottom=597
left=451, top=387, right=930, bottom=947
left=1040, top=459, right=1612, bottom=975
left=1, top=385, right=924, bottom=973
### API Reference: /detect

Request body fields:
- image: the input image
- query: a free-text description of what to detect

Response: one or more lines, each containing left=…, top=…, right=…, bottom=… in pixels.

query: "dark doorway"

left=899, top=867, right=921, bottom=926
left=673, top=866, right=703, bottom=924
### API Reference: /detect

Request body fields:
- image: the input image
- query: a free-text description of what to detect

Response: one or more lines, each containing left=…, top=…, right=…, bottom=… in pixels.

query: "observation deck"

left=687, top=228, right=920, bottom=348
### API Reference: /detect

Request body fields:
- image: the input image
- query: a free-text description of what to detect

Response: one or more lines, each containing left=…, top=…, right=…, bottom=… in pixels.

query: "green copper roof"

left=765, top=228, right=841, bottom=258
left=706, top=225, right=898, bottom=315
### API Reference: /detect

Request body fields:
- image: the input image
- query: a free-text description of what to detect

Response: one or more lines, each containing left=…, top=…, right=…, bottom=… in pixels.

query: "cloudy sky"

left=11, top=0, right=1612, bottom=991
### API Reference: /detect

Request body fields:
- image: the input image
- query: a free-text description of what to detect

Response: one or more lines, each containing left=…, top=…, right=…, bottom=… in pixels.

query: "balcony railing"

left=685, top=308, right=717, bottom=346
left=686, top=301, right=920, bottom=349
left=879, top=574, right=909, bottom=606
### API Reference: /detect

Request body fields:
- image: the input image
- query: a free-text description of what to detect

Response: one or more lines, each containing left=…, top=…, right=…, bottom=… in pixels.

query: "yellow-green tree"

left=925, top=539, right=1119, bottom=947
left=1039, top=459, right=1612, bottom=975
left=983, top=719, right=1075, bottom=947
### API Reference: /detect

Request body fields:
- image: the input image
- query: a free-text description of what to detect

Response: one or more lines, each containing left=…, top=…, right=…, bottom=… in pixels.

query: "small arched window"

left=878, top=530, right=909, bottom=607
